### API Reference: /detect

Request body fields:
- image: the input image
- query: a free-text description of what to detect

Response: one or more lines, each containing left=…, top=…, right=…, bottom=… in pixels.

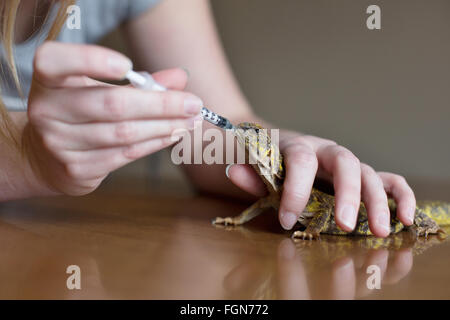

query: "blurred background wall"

left=100, top=0, right=450, bottom=190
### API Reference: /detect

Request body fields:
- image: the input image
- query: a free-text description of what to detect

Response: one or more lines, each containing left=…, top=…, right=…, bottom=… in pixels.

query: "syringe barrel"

left=201, top=107, right=234, bottom=130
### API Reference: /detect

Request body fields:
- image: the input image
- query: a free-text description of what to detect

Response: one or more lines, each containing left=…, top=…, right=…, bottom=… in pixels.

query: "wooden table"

left=0, top=178, right=449, bottom=299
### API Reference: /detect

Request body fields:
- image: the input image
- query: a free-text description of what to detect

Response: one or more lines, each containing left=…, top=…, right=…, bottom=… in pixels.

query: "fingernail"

left=187, top=114, right=203, bottom=130
left=225, top=164, right=233, bottom=178
left=181, top=67, right=190, bottom=78
left=278, top=239, right=295, bottom=260
left=170, top=133, right=183, bottom=142
left=334, top=257, right=353, bottom=273
left=405, top=206, right=415, bottom=225
left=377, top=213, right=391, bottom=235
left=340, top=205, right=356, bottom=231
left=107, top=55, right=132, bottom=77
left=280, top=212, right=298, bottom=230
left=405, top=216, right=414, bottom=226
left=184, top=97, right=203, bottom=115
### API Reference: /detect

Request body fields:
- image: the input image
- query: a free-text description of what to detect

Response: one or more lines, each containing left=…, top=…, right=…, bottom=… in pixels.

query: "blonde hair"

left=0, top=0, right=75, bottom=147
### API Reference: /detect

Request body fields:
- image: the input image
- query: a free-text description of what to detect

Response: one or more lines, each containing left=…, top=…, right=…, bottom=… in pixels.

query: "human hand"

left=226, top=130, right=416, bottom=237
left=275, top=239, right=413, bottom=299
left=223, top=239, right=413, bottom=299
left=23, top=41, right=203, bottom=196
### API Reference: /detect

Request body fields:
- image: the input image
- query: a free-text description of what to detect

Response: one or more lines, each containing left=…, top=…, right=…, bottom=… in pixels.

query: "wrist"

left=0, top=144, right=56, bottom=202
left=0, top=116, right=59, bottom=201
left=19, top=124, right=61, bottom=198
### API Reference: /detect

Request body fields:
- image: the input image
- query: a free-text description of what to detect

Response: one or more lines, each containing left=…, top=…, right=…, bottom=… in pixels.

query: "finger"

left=223, top=262, right=268, bottom=294
left=33, top=41, right=132, bottom=87
left=47, top=67, right=187, bottom=91
left=58, top=75, right=114, bottom=88
left=279, top=144, right=318, bottom=230
left=276, top=239, right=310, bottom=299
left=383, top=248, right=413, bottom=285
left=349, top=247, right=368, bottom=270
left=30, top=86, right=203, bottom=124
left=361, top=164, right=391, bottom=237
left=317, top=145, right=361, bottom=232
left=226, top=164, right=268, bottom=197
left=355, top=249, right=388, bottom=298
left=152, top=68, right=189, bottom=91
left=378, top=172, right=416, bottom=226
left=43, top=116, right=201, bottom=151
left=56, top=136, right=177, bottom=180
left=329, top=257, right=356, bottom=299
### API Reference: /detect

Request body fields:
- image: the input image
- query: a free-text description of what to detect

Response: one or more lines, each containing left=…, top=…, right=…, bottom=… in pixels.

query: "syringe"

left=126, top=70, right=235, bottom=130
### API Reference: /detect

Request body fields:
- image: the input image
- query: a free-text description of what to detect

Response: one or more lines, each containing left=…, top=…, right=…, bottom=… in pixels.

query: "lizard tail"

left=417, top=201, right=450, bottom=226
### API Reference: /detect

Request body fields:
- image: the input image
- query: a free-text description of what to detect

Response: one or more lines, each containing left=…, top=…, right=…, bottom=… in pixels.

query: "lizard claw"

left=211, top=216, right=239, bottom=226
left=291, top=230, right=319, bottom=241
left=437, top=229, right=448, bottom=240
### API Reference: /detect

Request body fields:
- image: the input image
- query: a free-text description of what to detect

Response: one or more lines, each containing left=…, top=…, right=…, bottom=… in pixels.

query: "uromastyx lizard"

left=213, top=123, right=450, bottom=240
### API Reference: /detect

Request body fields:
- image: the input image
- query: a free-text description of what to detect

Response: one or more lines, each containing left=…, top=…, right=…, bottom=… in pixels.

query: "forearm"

left=123, top=0, right=298, bottom=198
left=123, top=0, right=253, bottom=120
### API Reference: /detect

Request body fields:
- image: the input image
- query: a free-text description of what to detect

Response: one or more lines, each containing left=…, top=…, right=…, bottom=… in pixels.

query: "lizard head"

left=233, top=122, right=285, bottom=193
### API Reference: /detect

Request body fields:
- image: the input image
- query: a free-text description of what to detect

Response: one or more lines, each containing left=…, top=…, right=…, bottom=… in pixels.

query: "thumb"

left=151, top=68, right=189, bottom=91
left=226, top=164, right=268, bottom=198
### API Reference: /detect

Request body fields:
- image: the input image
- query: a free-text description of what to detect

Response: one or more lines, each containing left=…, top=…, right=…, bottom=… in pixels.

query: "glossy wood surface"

left=0, top=179, right=449, bottom=299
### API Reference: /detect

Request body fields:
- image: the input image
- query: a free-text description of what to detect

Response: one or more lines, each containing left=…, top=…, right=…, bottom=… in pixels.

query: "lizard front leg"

left=407, top=207, right=445, bottom=238
left=212, top=196, right=274, bottom=226
left=292, top=208, right=332, bottom=240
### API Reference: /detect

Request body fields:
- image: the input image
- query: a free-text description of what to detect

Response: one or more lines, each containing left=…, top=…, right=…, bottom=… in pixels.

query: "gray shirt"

left=1, top=0, right=160, bottom=111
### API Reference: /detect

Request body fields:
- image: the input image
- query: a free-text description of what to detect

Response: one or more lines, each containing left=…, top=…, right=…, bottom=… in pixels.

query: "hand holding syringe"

left=126, top=70, right=236, bottom=130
